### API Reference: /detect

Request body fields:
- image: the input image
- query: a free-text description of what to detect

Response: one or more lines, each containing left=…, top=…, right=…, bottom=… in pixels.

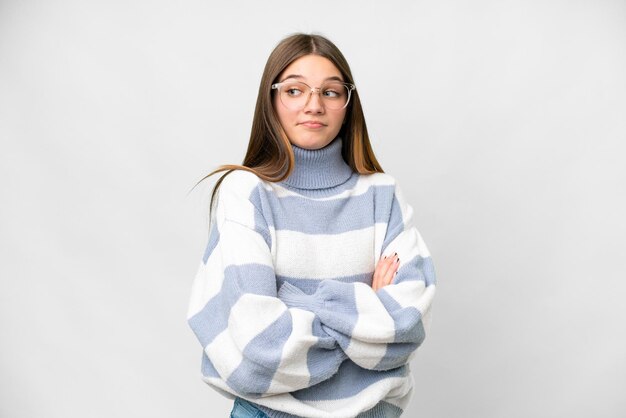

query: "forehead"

left=279, top=54, right=343, bottom=82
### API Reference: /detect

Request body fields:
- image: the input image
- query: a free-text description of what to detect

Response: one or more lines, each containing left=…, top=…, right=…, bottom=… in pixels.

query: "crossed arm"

left=187, top=179, right=436, bottom=397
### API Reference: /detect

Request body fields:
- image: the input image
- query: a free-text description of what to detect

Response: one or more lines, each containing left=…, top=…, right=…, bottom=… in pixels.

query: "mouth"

left=299, top=121, right=326, bottom=128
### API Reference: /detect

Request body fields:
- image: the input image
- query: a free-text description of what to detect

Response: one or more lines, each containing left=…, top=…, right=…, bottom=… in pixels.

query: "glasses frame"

left=271, top=79, right=356, bottom=110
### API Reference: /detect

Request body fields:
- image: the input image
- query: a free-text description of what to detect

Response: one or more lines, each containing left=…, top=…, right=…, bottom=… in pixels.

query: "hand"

left=371, top=252, right=400, bottom=291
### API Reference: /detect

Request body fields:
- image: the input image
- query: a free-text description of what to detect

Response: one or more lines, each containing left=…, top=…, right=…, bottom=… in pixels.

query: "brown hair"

left=189, top=32, right=384, bottom=222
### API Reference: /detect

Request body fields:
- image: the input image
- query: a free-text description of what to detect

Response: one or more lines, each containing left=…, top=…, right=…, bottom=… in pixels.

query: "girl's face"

left=273, top=54, right=347, bottom=150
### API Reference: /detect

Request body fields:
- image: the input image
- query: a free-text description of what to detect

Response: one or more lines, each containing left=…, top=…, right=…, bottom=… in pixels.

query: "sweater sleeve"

left=186, top=173, right=346, bottom=398
left=277, top=180, right=436, bottom=371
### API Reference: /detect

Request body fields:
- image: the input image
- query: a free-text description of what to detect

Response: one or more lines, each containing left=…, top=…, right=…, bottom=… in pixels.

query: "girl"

left=187, top=33, right=436, bottom=418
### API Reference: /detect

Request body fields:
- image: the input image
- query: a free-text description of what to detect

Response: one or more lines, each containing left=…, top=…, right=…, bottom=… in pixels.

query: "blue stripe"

left=187, top=263, right=277, bottom=347
left=374, top=341, right=420, bottom=371
left=395, top=254, right=436, bottom=286
left=200, top=351, right=220, bottom=378
left=321, top=324, right=354, bottom=358
left=226, top=311, right=292, bottom=397
left=291, top=360, right=409, bottom=401
left=202, top=223, right=220, bottom=264
left=381, top=304, right=424, bottom=343
left=314, top=280, right=359, bottom=336
left=422, top=255, right=437, bottom=286
left=359, top=401, right=403, bottom=418
left=249, top=183, right=395, bottom=234
left=307, top=319, right=349, bottom=386
left=378, top=284, right=427, bottom=343
left=373, top=289, right=426, bottom=370
left=248, top=186, right=272, bottom=248
left=381, top=192, right=404, bottom=253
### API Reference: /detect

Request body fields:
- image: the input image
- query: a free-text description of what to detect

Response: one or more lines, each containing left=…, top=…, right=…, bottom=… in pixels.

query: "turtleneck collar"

left=280, top=137, right=354, bottom=190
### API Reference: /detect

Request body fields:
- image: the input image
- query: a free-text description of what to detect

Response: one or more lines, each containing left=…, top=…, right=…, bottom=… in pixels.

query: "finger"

left=372, top=254, right=387, bottom=290
left=374, top=253, right=393, bottom=290
left=378, top=252, right=397, bottom=280
left=376, top=257, right=393, bottom=289
left=387, top=257, right=400, bottom=284
left=383, top=255, right=400, bottom=287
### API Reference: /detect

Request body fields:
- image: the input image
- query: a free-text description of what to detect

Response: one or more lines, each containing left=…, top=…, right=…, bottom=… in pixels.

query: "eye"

left=281, top=81, right=307, bottom=97
left=322, top=83, right=346, bottom=99
left=286, top=87, right=303, bottom=97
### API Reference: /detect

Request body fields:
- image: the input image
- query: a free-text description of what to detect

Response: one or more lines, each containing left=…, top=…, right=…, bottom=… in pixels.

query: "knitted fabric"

left=187, top=136, right=436, bottom=418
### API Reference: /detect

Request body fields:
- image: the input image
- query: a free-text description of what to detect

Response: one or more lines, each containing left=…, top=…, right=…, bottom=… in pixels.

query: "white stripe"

left=373, top=222, right=388, bottom=260
left=415, top=229, right=431, bottom=258
left=252, top=375, right=412, bottom=418
left=186, top=257, right=225, bottom=319
left=415, top=284, right=436, bottom=314
left=384, top=281, right=437, bottom=319
left=266, top=308, right=318, bottom=393
left=217, top=171, right=260, bottom=226
left=200, top=375, right=237, bottom=400
left=383, top=281, right=426, bottom=310
left=352, top=282, right=396, bottom=343
left=220, top=220, right=274, bottom=267
left=392, top=182, right=414, bottom=229
left=274, top=227, right=375, bottom=279
left=344, top=338, right=388, bottom=369
left=385, top=373, right=414, bottom=408
left=260, top=172, right=395, bottom=200
left=346, top=284, right=395, bottom=369
left=381, top=227, right=431, bottom=261
left=203, top=373, right=413, bottom=418
left=421, top=300, right=434, bottom=334
left=205, top=329, right=243, bottom=382
left=229, top=294, right=287, bottom=350
left=186, top=220, right=275, bottom=319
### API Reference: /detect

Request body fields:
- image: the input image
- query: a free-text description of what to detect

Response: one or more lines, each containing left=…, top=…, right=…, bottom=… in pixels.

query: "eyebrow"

left=279, top=74, right=344, bottom=83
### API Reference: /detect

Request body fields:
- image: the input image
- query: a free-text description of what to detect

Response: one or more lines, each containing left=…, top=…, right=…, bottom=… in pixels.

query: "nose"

left=303, top=89, right=325, bottom=114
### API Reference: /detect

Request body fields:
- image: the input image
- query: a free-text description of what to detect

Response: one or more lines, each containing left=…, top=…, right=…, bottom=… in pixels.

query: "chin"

left=291, top=134, right=336, bottom=150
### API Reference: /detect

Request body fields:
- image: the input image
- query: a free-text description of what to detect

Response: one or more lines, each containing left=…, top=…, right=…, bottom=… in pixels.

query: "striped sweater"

left=187, top=136, right=436, bottom=418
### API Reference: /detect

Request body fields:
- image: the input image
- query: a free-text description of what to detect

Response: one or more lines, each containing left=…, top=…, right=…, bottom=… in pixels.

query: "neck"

left=280, top=137, right=354, bottom=190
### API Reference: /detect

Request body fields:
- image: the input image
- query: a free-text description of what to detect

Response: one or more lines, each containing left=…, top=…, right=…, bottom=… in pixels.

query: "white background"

left=1, top=1, right=625, bottom=417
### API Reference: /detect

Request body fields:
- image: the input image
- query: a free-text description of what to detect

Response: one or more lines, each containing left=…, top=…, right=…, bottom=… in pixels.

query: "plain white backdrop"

left=1, top=1, right=625, bottom=417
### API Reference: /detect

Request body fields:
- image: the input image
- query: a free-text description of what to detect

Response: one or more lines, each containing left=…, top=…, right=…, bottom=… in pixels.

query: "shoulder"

left=358, top=171, right=399, bottom=192
left=219, top=169, right=263, bottom=196
left=361, top=172, right=412, bottom=213
left=215, top=169, right=264, bottom=225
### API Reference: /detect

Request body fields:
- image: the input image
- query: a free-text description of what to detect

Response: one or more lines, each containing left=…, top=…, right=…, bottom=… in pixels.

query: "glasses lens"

left=279, top=81, right=309, bottom=110
left=278, top=81, right=351, bottom=110
left=320, top=82, right=350, bottom=110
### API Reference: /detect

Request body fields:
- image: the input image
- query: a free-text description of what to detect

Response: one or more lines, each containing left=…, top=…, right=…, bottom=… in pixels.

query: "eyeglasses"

left=271, top=79, right=356, bottom=110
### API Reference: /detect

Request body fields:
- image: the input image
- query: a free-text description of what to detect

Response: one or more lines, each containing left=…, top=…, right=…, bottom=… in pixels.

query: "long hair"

left=189, top=33, right=384, bottom=223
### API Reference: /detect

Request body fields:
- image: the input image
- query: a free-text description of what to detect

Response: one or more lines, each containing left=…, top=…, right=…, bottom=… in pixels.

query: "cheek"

left=274, top=99, right=295, bottom=127
left=332, top=110, right=347, bottom=127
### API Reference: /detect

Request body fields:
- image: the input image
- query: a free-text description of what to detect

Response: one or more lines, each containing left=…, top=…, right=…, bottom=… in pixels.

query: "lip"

left=299, top=120, right=326, bottom=128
